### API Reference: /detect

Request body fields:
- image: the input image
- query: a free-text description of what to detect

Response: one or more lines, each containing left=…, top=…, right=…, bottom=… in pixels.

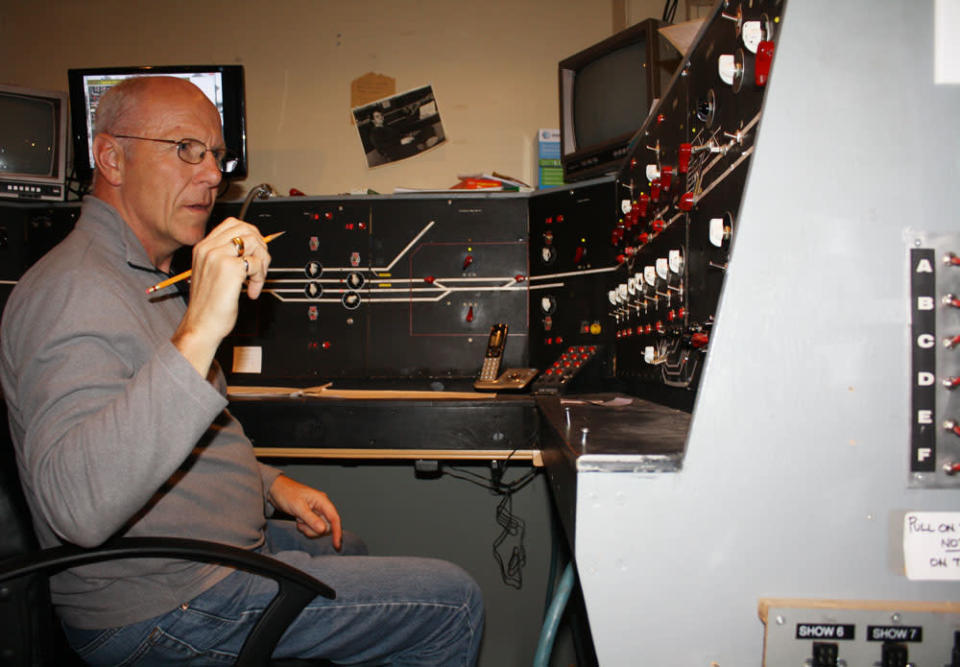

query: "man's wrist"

left=171, top=325, right=219, bottom=378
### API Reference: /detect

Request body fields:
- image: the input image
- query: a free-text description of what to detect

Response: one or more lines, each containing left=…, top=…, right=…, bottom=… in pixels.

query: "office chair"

left=0, top=402, right=335, bottom=666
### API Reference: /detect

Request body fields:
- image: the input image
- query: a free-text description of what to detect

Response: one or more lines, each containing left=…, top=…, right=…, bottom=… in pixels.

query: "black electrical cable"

left=492, top=492, right=526, bottom=589
left=443, top=446, right=539, bottom=588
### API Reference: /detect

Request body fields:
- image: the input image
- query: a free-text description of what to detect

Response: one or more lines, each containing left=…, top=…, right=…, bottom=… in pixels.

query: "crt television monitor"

left=67, top=65, right=247, bottom=184
left=0, top=83, right=69, bottom=201
left=559, top=19, right=681, bottom=182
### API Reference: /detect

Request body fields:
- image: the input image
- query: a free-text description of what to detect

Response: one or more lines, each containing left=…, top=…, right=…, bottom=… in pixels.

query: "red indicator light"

left=424, top=275, right=435, bottom=284
left=678, top=192, right=695, bottom=212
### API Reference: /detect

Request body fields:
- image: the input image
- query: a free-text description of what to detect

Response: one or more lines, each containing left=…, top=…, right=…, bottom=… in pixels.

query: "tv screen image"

left=68, top=65, right=247, bottom=184
left=0, top=83, right=69, bottom=201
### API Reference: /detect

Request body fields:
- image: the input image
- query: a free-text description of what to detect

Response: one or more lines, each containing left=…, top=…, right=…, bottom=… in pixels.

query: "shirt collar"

left=78, top=196, right=168, bottom=275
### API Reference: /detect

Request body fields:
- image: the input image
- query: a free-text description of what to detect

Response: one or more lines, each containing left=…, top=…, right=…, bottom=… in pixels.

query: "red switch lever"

left=661, top=165, right=674, bottom=191
left=755, top=40, right=775, bottom=86
left=650, top=179, right=662, bottom=201
left=678, top=144, right=692, bottom=173
left=691, top=332, right=709, bottom=348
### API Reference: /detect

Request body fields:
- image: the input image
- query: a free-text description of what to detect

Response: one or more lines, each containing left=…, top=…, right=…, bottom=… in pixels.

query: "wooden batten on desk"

left=254, top=447, right=543, bottom=466
left=228, top=386, right=499, bottom=400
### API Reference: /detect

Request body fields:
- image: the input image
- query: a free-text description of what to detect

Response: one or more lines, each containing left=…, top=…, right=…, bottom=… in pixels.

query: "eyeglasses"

left=113, top=135, right=238, bottom=173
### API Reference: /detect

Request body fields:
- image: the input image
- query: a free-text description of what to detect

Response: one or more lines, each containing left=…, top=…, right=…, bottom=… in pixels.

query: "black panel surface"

left=214, top=194, right=529, bottom=385
left=229, top=395, right=538, bottom=452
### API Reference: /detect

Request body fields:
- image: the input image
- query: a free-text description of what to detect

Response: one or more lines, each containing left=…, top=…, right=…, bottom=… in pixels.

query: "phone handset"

left=478, top=323, right=508, bottom=382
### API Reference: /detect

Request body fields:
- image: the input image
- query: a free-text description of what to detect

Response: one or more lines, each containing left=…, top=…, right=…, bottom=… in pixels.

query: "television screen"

left=68, top=65, right=247, bottom=183
left=0, top=83, right=68, bottom=201
left=573, top=41, right=652, bottom=151
left=559, top=19, right=681, bottom=182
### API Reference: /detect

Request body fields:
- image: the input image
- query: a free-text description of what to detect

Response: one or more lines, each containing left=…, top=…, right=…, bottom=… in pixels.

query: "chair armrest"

left=0, top=537, right=335, bottom=666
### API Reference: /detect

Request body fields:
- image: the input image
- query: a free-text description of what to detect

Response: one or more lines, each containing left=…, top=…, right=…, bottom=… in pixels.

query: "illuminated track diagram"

left=262, top=220, right=528, bottom=306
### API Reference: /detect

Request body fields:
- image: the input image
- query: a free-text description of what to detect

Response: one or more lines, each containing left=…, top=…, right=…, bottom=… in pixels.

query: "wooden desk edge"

left=757, top=597, right=960, bottom=623
left=254, top=447, right=543, bottom=466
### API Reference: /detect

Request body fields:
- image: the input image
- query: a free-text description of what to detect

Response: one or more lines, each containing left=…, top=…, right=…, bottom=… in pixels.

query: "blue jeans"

left=62, top=520, right=484, bottom=665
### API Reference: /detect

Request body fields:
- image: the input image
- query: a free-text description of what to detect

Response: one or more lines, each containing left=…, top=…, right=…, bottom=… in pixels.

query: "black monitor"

left=559, top=19, right=681, bottom=182
left=0, top=83, right=69, bottom=201
left=67, top=65, right=247, bottom=184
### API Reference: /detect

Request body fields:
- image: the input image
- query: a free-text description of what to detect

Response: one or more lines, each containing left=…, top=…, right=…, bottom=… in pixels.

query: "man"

left=0, top=76, right=483, bottom=665
left=368, top=110, right=406, bottom=163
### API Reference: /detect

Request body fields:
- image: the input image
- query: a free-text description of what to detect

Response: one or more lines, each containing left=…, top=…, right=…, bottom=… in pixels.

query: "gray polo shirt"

left=0, top=196, right=281, bottom=629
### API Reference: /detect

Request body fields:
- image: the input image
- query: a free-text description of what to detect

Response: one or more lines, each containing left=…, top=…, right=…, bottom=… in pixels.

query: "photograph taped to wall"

left=353, top=84, right=446, bottom=167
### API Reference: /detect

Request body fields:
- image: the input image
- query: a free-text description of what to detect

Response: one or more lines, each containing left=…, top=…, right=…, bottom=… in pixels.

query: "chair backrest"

left=0, top=400, right=60, bottom=665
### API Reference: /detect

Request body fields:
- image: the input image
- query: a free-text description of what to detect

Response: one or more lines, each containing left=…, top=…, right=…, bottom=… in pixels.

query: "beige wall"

left=1, top=0, right=674, bottom=196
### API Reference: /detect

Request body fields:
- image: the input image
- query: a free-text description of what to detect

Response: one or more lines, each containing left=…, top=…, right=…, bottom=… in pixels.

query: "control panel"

left=610, top=0, right=784, bottom=407
left=0, top=202, right=78, bottom=316
left=909, top=231, right=960, bottom=488
left=527, top=179, right=618, bottom=390
left=760, top=599, right=960, bottom=667
left=213, top=194, right=530, bottom=385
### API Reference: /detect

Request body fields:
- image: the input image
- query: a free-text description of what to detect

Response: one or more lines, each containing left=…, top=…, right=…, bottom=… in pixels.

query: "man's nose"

left=196, top=151, right=223, bottom=185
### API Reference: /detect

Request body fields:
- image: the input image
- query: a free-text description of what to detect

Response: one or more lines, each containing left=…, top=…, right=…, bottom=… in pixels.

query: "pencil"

left=146, top=231, right=286, bottom=294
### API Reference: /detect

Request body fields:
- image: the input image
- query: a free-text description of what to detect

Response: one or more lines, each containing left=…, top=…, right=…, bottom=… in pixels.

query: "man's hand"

left=171, top=218, right=271, bottom=377
left=268, top=475, right=343, bottom=551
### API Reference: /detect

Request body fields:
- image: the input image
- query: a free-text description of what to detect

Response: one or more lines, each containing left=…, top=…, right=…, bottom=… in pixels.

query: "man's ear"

left=92, top=134, right=124, bottom=186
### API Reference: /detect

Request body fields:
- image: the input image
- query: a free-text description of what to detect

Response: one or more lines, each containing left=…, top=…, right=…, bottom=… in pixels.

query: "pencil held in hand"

left=146, top=231, right=285, bottom=294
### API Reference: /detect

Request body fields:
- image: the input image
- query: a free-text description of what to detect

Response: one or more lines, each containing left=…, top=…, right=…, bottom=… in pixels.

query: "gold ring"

left=232, top=236, right=245, bottom=257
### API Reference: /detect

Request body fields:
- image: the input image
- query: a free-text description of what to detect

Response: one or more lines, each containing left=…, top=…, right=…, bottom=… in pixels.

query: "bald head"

left=94, top=76, right=215, bottom=138
left=89, top=75, right=225, bottom=269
